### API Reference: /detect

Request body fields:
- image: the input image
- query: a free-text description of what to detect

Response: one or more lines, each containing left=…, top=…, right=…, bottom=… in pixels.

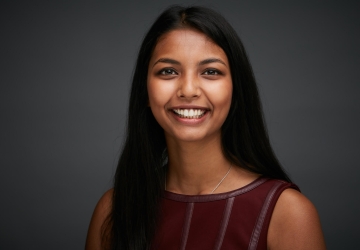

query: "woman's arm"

left=268, top=189, right=326, bottom=250
left=85, top=189, right=113, bottom=250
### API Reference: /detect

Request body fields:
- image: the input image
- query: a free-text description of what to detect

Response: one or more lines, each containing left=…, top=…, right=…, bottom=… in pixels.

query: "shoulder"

left=85, top=189, right=113, bottom=250
left=95, top=189, right=113, bottom=214
left=267, top=188, right=326, bottom=250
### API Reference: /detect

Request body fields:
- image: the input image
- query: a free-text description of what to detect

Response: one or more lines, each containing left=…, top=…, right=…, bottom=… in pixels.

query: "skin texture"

left=85, top=28, right=326, bottom=249
left=268, top=189, right=327, bottom=249
left=85, top=189, right=112, bottom=250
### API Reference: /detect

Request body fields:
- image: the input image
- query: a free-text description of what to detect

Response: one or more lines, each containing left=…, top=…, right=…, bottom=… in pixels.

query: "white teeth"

left=172, top=109, right=206, bottom=119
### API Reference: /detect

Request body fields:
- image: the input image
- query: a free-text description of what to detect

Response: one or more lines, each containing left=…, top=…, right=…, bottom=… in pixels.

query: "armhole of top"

left=262, top=181, right=300, bottom=247
left=247, top=181, right=300, bottom=250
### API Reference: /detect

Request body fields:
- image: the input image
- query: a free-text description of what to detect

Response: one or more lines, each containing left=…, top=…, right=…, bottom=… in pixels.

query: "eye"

left=203, top=69, right=220, bottom=75
left=158, top=68, right=178, bottom=75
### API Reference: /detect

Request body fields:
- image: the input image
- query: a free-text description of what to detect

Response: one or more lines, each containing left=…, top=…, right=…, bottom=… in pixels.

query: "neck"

left=165, top=134, right=232, bottom=195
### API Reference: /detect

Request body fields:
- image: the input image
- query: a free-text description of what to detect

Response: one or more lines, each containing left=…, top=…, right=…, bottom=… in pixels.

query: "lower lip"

left=170, top=111, right=209, bottom=125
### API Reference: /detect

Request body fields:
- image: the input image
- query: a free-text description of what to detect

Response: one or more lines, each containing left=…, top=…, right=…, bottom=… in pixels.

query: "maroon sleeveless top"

left=151, top=177, right=299, bottom=250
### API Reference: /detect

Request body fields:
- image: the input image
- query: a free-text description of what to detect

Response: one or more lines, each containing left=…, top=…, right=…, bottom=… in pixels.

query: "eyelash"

left=156, top=68, right=222, bottom=76
left=202, top=69, right=221, bottom=75
left=158, top=68, right=178, bottom=75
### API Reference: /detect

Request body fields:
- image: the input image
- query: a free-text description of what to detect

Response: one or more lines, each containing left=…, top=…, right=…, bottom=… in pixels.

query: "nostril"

left=177, top=87, right=201, bottom=99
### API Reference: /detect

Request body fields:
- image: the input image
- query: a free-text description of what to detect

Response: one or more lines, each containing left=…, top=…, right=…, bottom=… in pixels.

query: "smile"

left=172, top=109, right=207, bottom=119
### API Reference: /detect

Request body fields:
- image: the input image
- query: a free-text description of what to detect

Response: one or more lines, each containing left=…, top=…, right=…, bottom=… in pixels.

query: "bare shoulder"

left=85, top=189, right=113, bottom=250
left=267, top=188, right=326, bottom=250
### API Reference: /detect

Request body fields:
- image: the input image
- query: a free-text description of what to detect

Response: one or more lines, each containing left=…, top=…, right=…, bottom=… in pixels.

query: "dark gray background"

left=1, top=0, right=359, bottom=249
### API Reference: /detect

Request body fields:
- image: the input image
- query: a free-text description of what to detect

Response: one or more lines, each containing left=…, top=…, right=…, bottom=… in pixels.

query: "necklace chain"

left=210, top=164, right=232, bottom=194
left=165, top=164, right=232, bottom=194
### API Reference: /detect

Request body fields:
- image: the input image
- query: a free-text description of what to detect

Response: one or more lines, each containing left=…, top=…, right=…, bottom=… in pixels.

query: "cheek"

left=209, top=81, right=233, bottom=111
left=147, top=81, right=163, bottom=108
left=147, top=80, right=173, bottom=106
left=148, top=88, right=166, bottom=127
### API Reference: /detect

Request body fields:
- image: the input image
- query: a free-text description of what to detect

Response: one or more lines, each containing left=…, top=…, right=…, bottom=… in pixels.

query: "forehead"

left=151, top=29, right=228, bottom=63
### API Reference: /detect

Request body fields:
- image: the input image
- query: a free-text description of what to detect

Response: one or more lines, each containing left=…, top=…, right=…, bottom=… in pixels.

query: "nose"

left=177, top=74, right=201, bottom=99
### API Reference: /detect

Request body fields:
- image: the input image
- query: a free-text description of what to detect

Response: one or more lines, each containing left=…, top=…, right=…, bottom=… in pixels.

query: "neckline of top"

left=163, top=176, right=269, bottom=203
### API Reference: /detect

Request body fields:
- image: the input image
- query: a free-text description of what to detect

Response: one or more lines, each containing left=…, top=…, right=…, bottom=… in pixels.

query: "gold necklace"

left=165, top=164, right=232, bottom=194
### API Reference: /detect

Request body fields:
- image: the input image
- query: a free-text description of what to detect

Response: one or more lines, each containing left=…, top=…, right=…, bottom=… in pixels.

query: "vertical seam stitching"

left=213, top=197, right=235, bottom=250
left=247, top=182, right=282, bottom=250
left=180, top=202, right=194, bottom=250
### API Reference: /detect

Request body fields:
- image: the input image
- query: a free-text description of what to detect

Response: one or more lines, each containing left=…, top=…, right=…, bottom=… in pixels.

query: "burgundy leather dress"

left=151, top=177, right=299, bottom=250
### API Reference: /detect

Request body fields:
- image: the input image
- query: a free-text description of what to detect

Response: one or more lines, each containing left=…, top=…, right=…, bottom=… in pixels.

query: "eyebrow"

left=199, top=58, right=227, bottom=66
left=152, top=58, right=180, bottom=67
left=152, top=57, right=227, bottom=68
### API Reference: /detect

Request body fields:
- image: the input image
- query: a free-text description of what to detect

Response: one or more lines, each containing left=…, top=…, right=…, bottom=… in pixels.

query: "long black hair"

left=106, top=5, right=291, bottom=250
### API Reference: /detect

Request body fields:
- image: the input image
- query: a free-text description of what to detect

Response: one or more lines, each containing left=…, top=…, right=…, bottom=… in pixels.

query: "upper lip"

left=169, top=105, right=210, bottom=110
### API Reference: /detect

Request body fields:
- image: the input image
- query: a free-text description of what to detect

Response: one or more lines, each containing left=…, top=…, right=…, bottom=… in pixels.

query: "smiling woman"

left=148, top=29, right=232, bottom=142
left=85, top=6, right=326, bottom=250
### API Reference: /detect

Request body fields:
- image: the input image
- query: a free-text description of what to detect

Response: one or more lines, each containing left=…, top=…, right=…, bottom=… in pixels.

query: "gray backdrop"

left=1, top=0, right=359, bottom=249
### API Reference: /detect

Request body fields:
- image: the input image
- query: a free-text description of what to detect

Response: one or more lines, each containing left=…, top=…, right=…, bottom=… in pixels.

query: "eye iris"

left=163, top=69, right=174, bottom=75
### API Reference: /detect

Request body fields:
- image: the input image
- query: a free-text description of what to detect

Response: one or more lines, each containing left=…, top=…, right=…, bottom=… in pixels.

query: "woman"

left=86, top=6, right=326, bottom=250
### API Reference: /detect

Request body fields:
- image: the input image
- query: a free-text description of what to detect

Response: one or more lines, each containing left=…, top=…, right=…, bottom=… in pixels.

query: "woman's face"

left=147, top=28, right=232, bottom=143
